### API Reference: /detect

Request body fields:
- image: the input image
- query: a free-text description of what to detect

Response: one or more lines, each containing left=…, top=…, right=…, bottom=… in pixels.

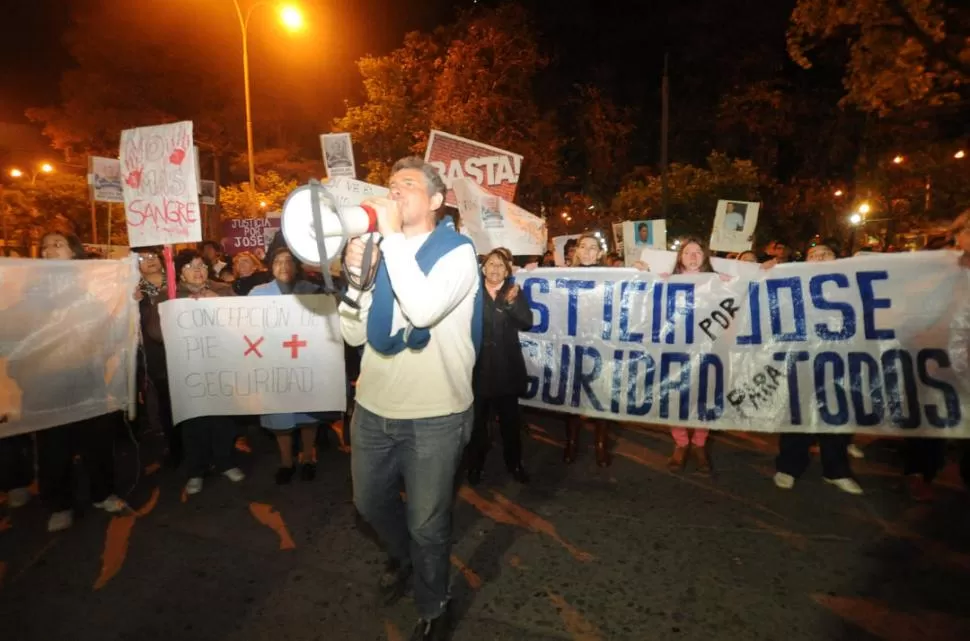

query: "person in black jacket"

left=466, top=248, right=533, bottom=485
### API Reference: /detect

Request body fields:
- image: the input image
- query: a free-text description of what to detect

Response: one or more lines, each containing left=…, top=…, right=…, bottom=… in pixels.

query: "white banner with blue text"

left=0, top=257, right=140, bottom=437
left=159, top=295, right=347, bottom=425
left=514, top=251, right=970, bottom=437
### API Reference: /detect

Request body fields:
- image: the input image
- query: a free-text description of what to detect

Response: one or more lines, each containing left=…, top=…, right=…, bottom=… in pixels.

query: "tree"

left=334, top=4, right=563, bottom=206
left=612, top=153, right=763, bottom=240
left=571, top=84, right=638, bottom=205
left=787, top=0, right=970, bottom=114
left=218, top=171, right=298, bottom=220
left=1, top=173, right=93, bottom=253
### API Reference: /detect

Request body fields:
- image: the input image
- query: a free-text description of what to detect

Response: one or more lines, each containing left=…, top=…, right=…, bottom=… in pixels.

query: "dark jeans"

left=468, top=394, right=524, bottom=472
left=902, top=438, right=946, bottom=482
left=776, top=432, right=852, bottom=479
left=351, top=403, right=473, bottom=620
left=181, top=415, right=238, bottom=478
left=0, top=433, right=34, bottom=491
left=37, top=413, right=119, bottom=511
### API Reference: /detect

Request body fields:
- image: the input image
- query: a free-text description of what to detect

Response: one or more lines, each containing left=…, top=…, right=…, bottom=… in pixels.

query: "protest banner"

left=200, top=179, right=217, bottom=206
left=221, top=218, right=280, bottom=254
left=710, top=199, right=760, bottom=253
left=88, top=156, right=124, bottom=203
left=453, top=178, right=546, bottom=256
left=0, top=256, right=140, bottom=437
left=514, top=251, right=970, bottom=436
left=120, top=120, right=202, bottom=247
left=321, top=133, right=357, bottom=179
left=622, top=220, right=667, bottom=266
left=158, top=295, right=347, bottom=424
left=424, top=130, right=523, bottom=208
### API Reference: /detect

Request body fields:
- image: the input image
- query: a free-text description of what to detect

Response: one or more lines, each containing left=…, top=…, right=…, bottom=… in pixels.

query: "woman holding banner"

left=148, top=249, right=245, bottom=495
left=563, top=233, right=612, bottom=467
left=249, top=247, right=324, bottom=484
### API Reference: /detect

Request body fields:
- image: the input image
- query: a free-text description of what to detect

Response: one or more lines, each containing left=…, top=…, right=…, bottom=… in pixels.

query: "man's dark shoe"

left=410, top=602, right=452, bottom=640
left=377, top=559, right=412, bottom=606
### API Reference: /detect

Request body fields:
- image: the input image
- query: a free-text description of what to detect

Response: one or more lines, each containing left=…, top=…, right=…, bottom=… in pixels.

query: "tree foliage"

left=612, top=153, right=763, bottom=239
left=218, top=171, right=297, bottom=220
left=788, top=0, right=970, bottom=114
left=334, top=4, right=562, bottom=206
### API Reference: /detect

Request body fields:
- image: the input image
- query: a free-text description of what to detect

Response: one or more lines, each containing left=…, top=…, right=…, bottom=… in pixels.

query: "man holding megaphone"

left=339, top=156, right=482, bottom=640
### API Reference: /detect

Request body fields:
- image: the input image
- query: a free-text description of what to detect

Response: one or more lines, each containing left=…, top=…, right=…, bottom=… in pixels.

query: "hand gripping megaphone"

left=280, top=180, right=379, bottom=267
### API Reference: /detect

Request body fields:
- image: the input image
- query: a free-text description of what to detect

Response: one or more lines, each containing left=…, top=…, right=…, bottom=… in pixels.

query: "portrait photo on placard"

left=710, top=199, right=760, bottom=253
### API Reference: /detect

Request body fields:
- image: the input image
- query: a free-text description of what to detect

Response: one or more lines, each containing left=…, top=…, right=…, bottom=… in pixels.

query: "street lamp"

left=892, top=155, right=905, bottom=165
left=956, top=150, right=966, bottom=160
left=849, top=213, right=862, bottom=225
left=858, top=202, right=871, bottom=215
left=834, top=189, right=844, bottom=197
left=232, top=1, right=306, bottom=190
left=9, top=162, right=54, bottom=186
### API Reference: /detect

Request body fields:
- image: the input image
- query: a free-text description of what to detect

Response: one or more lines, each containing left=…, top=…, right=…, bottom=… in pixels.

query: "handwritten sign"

left=424, top=130, right=523, bottom=207
left=324, top=176, right=389, bottom=206
left=88, top=156, right=124, bottom=203
left=221, top=218, right=279, bottom=254
left=158, top=295, right=347, bottom=424
left=119, top=121, right=202, bottom=246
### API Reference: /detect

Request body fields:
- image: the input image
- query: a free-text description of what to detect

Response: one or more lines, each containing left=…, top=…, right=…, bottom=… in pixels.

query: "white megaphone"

left=280, top=183, right=379, bottom=267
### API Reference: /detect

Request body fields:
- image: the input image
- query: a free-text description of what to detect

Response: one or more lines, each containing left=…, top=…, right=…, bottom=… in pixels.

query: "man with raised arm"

left=339, top=156, right=482, bottom=641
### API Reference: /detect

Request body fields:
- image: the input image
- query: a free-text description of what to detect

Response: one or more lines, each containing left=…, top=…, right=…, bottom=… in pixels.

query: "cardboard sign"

left=321, top=133, right=356, bottom=179
left=222, top=218, right=280, bottom=254
left=710, top=200, right=760, bottom=253
left=88, top=156, right=124, bottom=203
left=324, top=176, right=389, bottom=206
left=200, top=179, right=217, bottom=206
left=119, top=121, right=202, bottom=246
left=424, top=130, right=523, bottom=207
left=453, top=178, right=546, bottom=256
left=622, top=220, right=668, bottom=266
left=158, top=295, right=347, bottom=424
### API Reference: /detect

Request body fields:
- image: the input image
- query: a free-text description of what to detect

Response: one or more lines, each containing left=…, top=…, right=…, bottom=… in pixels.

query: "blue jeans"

left=351, top=403, right=473, bottom=619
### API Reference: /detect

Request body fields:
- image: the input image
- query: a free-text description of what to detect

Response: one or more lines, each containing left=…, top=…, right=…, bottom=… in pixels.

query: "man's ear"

left=430, top=192, right=444, bottom=212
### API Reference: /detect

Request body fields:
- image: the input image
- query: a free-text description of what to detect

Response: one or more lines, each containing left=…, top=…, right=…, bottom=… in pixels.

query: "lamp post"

left=231, top=1, right=304, bottom=190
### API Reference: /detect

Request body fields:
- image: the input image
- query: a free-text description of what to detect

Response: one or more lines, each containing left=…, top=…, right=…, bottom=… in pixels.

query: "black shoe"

left=377, top=559, right=412, bottom=606
left=467, top=467, right=483, bottom=487
left=275, top=466, right=296, bottom=485
left=410, top=603, right=452, bottom=641
left=300, top=463, right=316, bottom=481
left=509, top=465, right=530, bottom=484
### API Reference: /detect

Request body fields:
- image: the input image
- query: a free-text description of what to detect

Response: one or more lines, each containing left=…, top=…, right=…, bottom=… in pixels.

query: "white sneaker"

left=773, top=472, right=795, bottom=490
left=7, top=486, right=31, bottom=508
left=222, top=467, right=245, bottom=483
left=93, top=495, right=129, bottom=514
left=185, top=477, right=204, bottom=495
left=847, top=444, right=865, bottom=459
left=825, top=477, right=864, bottom=495
left=47, top=510, right=74, bottom=532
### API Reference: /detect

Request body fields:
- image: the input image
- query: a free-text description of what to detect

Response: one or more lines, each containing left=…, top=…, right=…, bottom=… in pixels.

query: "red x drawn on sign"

left=243, top=336, right=264, bottom=357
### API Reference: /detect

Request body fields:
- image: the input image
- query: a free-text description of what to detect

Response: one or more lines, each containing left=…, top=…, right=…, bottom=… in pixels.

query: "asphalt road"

left=2, top=413, right=969, bottom=641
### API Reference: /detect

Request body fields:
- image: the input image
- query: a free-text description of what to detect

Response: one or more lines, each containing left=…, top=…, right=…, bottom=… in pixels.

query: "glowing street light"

left=858, top=202, right=871, bottom=215
left=9, top=162, right=54, bottom=185
left=892, top=155, right=905, bottom=165
left=9, top=168, right=23, bottom=178
left=279, top=5, right=304, bottom=31
left=259, top=200, right=268, bottom=208
left=849, top=213, right=862, bottom=225
left=956, top=150, right=966, bottom=160
left=40, top=163, right=54, bottom=174
left=834, top=189, right=844, bottom=197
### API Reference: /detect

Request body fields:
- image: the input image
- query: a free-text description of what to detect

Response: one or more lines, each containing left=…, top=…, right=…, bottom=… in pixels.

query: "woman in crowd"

left=466, top=248, right=532, bottom=485
left=563, top=233, right=612, bottom=466
left=32, top=231, right=128, bottom=531
left=133, top=246, right=179, bottom=466
left=145, top=249, right=244, bottom=495
left=249, top=247, right=324, bottom=484
left=231, top=250, right=271, bottom=296
left=773, top=242, right=862, bottom=495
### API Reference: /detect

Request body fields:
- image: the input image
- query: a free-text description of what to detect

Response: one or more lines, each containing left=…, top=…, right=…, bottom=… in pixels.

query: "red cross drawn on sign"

left=282, top=334, right=307, bottom=359
left=243, top=336, right=264, bottom=357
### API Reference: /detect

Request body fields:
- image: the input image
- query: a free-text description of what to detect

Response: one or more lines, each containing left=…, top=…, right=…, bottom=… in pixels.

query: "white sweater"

left=338, top=231, right=480, bottom=420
